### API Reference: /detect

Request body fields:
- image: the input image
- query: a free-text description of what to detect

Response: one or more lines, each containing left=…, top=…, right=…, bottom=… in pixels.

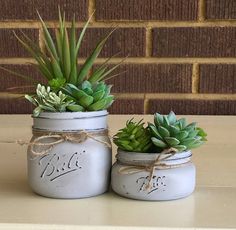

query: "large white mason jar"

left=27, top=110, right=111, bottom=199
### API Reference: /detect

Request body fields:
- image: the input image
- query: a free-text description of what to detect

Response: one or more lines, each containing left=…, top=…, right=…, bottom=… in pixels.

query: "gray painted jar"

left=111, top=150, right=195, bottom=201
left=27, top=110, right=111, bottom=199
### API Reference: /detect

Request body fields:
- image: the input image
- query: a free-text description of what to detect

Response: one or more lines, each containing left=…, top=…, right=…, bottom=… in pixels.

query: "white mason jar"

left=111, top=150, right=195, bottom=201
left=27, top=110, right=111, bottom=199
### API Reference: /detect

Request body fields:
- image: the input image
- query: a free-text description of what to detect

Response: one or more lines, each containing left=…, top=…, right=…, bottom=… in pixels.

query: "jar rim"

left=117, top=149, right=192, bottom=166
left=33, top=110, right=108, bottom=120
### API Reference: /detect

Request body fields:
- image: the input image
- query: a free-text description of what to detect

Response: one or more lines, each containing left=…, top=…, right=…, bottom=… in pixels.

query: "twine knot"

left=1, top=129, right=111, bottom=158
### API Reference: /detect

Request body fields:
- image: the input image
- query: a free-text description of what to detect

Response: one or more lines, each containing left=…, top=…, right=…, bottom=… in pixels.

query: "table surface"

left=0, top=115, right=235, bottom=230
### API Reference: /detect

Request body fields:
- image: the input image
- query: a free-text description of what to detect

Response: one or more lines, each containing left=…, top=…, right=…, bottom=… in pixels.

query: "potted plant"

left=1, top=10, right=124, bottom=199
left=112, top=111, right=207, bottom=201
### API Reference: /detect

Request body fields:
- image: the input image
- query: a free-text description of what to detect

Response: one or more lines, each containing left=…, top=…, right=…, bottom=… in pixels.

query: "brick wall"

left=0, top=0, right=236, bottom=115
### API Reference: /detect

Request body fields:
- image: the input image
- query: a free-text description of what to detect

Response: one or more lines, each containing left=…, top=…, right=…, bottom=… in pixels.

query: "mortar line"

left=145, top=27, right=152, bottom=57
left=3, top=57, right=236, bottom=65
left=192, top=63, right=200, bottom=93
left=114, top=93, right=145, bottom=99
left=0, top=58, right=36, bottom=64
left=198, top=0, right=205, bottom=22
left=88, top=0, right=96, bottom=22
left=143, top=94, right=149, bottom=114
left=114, top=93, right=236, bottom=100
left=2, top=92, right=236, bottom=100
left=3, top=20, right=236, bottom=28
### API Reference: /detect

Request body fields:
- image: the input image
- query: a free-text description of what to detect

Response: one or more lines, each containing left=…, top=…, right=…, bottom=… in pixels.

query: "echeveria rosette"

left=62, top=80, right=114, bottom=112
left=148, top=111, right=207, bottom=153
left=113, top=119, right=153, bottom=153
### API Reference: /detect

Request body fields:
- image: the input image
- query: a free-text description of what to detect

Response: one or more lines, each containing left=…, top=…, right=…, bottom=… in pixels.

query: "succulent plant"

left=113, top=119, right=153, bottom=152
left=25, top=84, right=75, bottom=117
left=62, top=81, right=114, bottom=111
left=0, top=9, right=124, bottom=113
left=148, top=111, right=207, bottom=152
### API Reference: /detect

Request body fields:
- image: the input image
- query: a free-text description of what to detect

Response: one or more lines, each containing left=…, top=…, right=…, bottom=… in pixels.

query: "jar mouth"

left=32, top=110, right=108, bottom=131
left=117, top=150, right=192, bottom=166
left=33, top=110, right=108, bottom=120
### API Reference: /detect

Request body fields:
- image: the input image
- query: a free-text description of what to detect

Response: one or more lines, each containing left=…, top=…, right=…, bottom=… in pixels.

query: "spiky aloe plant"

left=148, top=111, right=207, bottom=152
left=0, top=9, right=124, bottom=114
left=113, top=119, right=153, bottom=152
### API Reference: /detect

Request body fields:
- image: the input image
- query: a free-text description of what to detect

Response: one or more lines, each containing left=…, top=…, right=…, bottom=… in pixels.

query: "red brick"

left=108, top=99, right=144, bottom=114
left=0, top=65, right=45, bottom=93
left=199, top=64, right=236, bottom=93
left=79, top=28, right=146, bottom=57
left=96, top=0, right=198, bottom=21
left=152, top=27, right=236, bottom=57
left=148, top=99, right=236, bottom=115
left=104, top=64, right=192, bottom=93
left=0, top=0, right=88, bottom=21
left=0, top=98, right=33, bottom=114
left=206, top=0, right=236, bottom=19
left=48, top=27, right=145, bottom=57
left=0, top=29, right=39, bottom=57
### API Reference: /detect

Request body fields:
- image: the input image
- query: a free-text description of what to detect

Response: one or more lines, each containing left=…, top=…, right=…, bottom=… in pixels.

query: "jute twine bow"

left=118, top=147, right=190, bottom=191
left=1, top=129, right=111, bottom=157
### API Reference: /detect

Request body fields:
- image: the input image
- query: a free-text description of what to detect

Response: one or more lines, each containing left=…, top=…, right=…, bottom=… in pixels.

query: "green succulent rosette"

left=148, top=111, right=207, bottom=152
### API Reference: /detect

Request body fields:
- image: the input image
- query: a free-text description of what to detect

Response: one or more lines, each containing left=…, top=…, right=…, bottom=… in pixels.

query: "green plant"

left=149, top=111, right=207, bottom=152
left=62, top=81, right=114, bottom=111
left=25, top=84, right=75, bottom=116
left=113, top=112, right=207, bottom=153
left=113, top=119, right=153, bottom=152
left=0, top=9, right=124, bottom=114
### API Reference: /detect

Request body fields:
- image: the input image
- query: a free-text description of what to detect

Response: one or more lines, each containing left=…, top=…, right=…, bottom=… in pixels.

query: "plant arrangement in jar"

left=1, top=10, right=124, bottom=199
left=112, top=111, right=207, bottom=201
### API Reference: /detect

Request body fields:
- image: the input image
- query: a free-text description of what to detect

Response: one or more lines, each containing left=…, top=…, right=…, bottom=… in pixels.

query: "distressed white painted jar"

left=27, top=110, right=111, bottom=199
left=111, top=150, right=195, bottom=201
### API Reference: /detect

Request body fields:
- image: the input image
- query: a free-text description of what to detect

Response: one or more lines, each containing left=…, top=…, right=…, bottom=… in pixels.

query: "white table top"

left=0, top=115, right=235, bottom=230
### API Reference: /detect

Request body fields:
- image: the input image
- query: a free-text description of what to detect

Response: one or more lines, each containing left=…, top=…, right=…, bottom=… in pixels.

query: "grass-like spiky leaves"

left=0, top=9, right=125, bottom=113
left=113, top=119, right=153, bottom=152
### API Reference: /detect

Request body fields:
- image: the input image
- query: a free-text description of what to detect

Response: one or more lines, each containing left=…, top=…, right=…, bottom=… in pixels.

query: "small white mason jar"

left=27, top=110, right=111, bottom=199
left=111, top=150, right=195, bottom=201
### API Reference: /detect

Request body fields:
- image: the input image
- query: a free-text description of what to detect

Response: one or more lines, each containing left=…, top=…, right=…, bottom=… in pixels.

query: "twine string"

left=1, top=129, right=111, bottom=157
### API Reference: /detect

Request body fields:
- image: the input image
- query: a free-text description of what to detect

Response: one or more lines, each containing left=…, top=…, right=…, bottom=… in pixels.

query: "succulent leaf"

left=164, top=137, right=180, bottom=146
left=168, top=125, right=180, bottom=135
left=167, top=111, right=177, bottom=125
left=157, top=126, right=170, bottom=138
left=67, top=104, right=84, bottom=112
left=148, top=123, right=163, bottom=140
left=175, top=131, right=189, bottom=140
left=173, top=145, right=187, bottom=152
left=154, top=113, right=163, bottom=127
left=151, top=137, right=168, bottom=148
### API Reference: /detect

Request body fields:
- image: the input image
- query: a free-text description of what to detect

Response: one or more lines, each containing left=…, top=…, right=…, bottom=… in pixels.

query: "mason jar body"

left=27, top=110, right=111, bottom=199
left=111, top=150, right=195, bottom=201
